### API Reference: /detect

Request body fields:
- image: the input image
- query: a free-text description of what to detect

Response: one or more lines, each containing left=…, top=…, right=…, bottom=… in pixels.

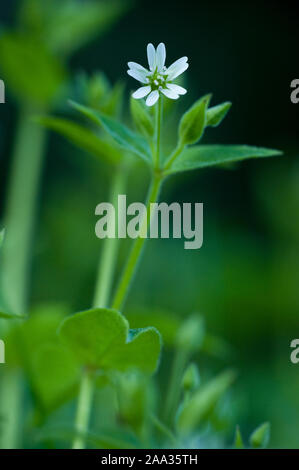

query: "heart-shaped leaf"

left=166, top=145, right=282, bottom=175
left=59, top=308, right=161, bottom=374
left=38, top=116, right=123, bottom=164
left=103, top=327, right=161, bottom=373
left=70, top=101, right=152, bottom=164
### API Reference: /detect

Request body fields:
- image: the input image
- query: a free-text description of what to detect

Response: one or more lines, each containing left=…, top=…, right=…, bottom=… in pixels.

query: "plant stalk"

left=111, top=174, right=162, bottom=311
left=154, top=98, right=163, bottom=169
left=0, top=105, right=47, bottom=450
left=72, top=370, right=95, bottom=449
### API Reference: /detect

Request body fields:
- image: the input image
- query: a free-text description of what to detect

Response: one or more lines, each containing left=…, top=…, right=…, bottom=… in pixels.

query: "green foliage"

left=38, top=116, right=123, bottom=164
left=182, top=363, right=200, bottom=392
left=59, top=308, right=161, bottom=373
left=206, top=102, right=232, bottom=127
left=249, top=422, right=270, bottom=449
left=176, top=313, right=205, bottom=352
left=176, top=370, right=236, bottom=434
left=0, top=33, right=65, bottom=107
left=30, top=344, right=80, bottom=413
left=18, top=0, right=128, bottom=58
left=116, top=371, right=150, bottom=433
left=166, top=145, right=282, bottom=175
left=178, top=94, right=212, bottom=146
left=0, top=230, right=24, bottom=319
left=70, top=101, right=152, bottom=164
left=234, top=425, right=244, bottom=449
left=130, top=97, right=155, bottom=139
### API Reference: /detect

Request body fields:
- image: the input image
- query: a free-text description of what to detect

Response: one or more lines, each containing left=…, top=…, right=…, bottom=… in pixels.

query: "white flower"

left=127, top=43, right=188, bottom=107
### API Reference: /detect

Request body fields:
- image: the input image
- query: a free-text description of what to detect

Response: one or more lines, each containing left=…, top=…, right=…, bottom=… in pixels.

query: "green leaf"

left=249, top=422, right=270, bottom=449
left=206, top=102, right=232, bottom=128
left=234, top=425, right=244, bottom=449
left=31, top=344, right=80, bottom=412
left=125, top=307, right=181, bottom=348
left=176, top=370, right=236, bottom=434
left=0, top=33, right=65, bottom=107
left=103, top=327, right=161, bottom=373
left=4, top=303, right=68, bottom=366
left=59, top=308, right=161, bottom=373
left=167, top=145, right=283, bottom=175
left=178, top=94, right=212, bottom=146
left=176, top=313, right=205, bottom=352
left=59, top=308, right=128, bottom=369
left=130, top=97, right=154, bottom=139
left=182, top=363, right=200, bottom=392
left=38, top=116, right=123, bottom=164
left=70, top=101, right=152, bottom=164
left=116, top=371, right=149, bottom=433
left=42, top=0, right=128, bottom=57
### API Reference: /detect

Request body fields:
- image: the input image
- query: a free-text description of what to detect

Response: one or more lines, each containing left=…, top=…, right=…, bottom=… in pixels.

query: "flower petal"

left=167, top=57, right=189, bottom=80
left=161, top=88, right=179, bottom=100
left=167, top=83, right=187, bottom=95
left=147, top=43, right=156, bottom=71
left=127, top=68, right=148, bottom=84
left=128, top=62, right=149, bottom=74
left=156, top=43, right=166, bottom=72
left=146, top=90, right=159, bottom=107
left=132, top=86, right=152, bottom=99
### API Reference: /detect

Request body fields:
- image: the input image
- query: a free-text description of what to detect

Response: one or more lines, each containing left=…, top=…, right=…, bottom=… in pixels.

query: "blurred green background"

left=1, top=0, right=299, bottom=448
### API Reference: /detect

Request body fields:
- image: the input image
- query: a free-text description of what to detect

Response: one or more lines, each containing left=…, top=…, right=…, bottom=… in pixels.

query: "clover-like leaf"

left=38, top=116, right=123, bottom=164
left=249, top=422, right=270, bottom=449
left=206, top=102, right=232, bottom=128
left=70, top=101, right=152, bottom=164
left=59, top=308, right=161, bottom=374
left=31, top=343, right=80, bottom=413
left=178, top=94, right=211, bottom=146
left=166, top=145, right=282, bottom=175
left=103, top=327, right=161, bottom=373
left=176, top=370, right=235, bottom=434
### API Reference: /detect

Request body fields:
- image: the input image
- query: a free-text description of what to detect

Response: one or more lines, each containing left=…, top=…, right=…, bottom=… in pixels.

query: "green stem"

left=164, top=142, right=185, bottom=171
left=72, top=370, right=95, bottom=449
left=0, top=369, right=23, bottom=449
left=93, top=168, right=127, bottom=308
left=0, top=105, right=47, bottom=450
left=154, top=97, right=162, bottom=169
left=1, top=106, right=46, bottom=315
left=72, top=167, right=127, bottom=449
left=111, top=174, right=162, bottom=311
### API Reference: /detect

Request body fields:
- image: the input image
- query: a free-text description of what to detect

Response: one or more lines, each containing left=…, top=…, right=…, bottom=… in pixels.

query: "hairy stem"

left=164, top=142, right=185, bottom=171
left=93, top=168, right=127, bottom=308
left=111, top=174, right=162, bottom=311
